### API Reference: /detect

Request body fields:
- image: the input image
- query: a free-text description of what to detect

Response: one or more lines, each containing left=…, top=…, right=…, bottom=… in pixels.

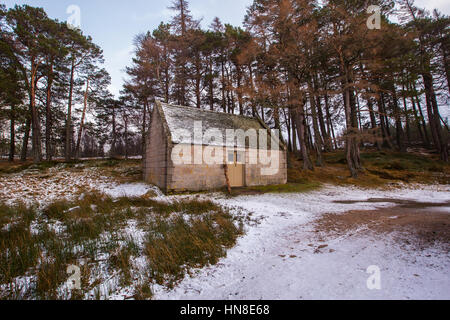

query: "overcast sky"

left=4, top=0, right=450, bottom=97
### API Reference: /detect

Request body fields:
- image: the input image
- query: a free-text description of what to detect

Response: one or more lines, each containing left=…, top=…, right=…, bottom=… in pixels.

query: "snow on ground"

left=154, top=185, right=450, bottom=300
left=0, top=166, right=161, bottom=207
left=1, top=163, right=448, bottom=300
left=102, top=183, right=164, bottom=199
left=0, top=167, right=109, bottom=206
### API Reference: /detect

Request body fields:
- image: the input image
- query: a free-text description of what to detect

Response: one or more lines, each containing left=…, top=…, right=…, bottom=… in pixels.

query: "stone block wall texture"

left=163, top=145, right=287, bottom=192
left=144, top=107, right=168, bottom=190
left=245, top=149, right=287, bottom=187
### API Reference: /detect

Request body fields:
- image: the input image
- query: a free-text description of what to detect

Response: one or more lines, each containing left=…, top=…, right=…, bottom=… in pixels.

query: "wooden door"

left=228, top=151, right=244, bottom=187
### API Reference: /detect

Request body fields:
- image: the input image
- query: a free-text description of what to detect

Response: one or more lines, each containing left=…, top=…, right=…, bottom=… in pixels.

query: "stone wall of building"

left=245, top=149, right=287, bottom=187
left=167, top=145, right=227, bottom=192
left=143, top=107, right=168, bottom=190
left=165, top=145, right=287, bottom=192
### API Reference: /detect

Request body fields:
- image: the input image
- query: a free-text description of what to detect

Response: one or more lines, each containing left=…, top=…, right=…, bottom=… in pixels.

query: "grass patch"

left=1, top=194, right=244, bottom=300
left=0, top=203, right=39, bottom=285
left=109, top=245, right=134, bottom=286
left=288, top=150, right=450, bottom=188
left=0, top=159, right=142, bottom=183
left=0, top=204, right=78, bottom=300
left=144, top=208, right=243, bottom=287
left=84, top=159, right=143, bottom=182
left=134, top=282, right=154, bottom=300
left=0, top=160, right=86, bottom=175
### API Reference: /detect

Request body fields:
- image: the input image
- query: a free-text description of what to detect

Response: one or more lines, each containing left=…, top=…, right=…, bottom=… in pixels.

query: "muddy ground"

left=315, top=199, right=450, bottom=252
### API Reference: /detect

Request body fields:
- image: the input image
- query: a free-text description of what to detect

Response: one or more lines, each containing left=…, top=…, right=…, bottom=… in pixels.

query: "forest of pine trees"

left=0, top=0, right=449, bottom=177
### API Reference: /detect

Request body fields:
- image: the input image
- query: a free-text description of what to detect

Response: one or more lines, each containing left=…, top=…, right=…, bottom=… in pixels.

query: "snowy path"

left=154, top=185, right=450, bottom=300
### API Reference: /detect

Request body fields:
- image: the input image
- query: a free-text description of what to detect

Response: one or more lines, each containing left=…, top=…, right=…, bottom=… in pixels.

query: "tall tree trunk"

left=412, top=87, right=430, bottom=146
left=356, top=94, right=363, bottom=132
left=291, top=89, right=313, bottom=170
left=316, top=96, right=331, bottom=152
left=293, top=104, right=313, bottom=170
left=401, top=84, right=411, bottom=145
left=45, top=62, right=54, bottom=161
left=65, top=59, right=75, bottom=161
left=209, top=58, right=214, bottom=111
left=164, top=55, right=170, bottom=103
left=313, top=76, right=331, bottom=151
left=342, top=64, right=362, bottom=178
left=360, top=62, right=380, bottom=149
left=195, top=57, right=201, bottom=109
left=291, top=111, right=298, bottom=154
left=367, top=98, right=382, bottom=150
left=141, top=100, right=148, bottom=156
left=377, top=93, right=394, bottom=149
left=422, top=71, right=448, bottom=161
left=345, top=88, right=361, bottom=177
left=221, top=61, right=226, bottom=112
left=308, top=81, right=323, bottom=166
left=390, top=83, right=406, bottom=151
left=237, top=66, right=244, bottom=115
left=75, top=78, right=89, bottom=159
left=407, top=82, right=426, bottom=145
left=248, top=64, right=257, bottom=117
left=30, top=62, right=42, bottom=164
left=286, top=82, right=297, bottom=153
left=273, top=106, right=280, bottom=130
left=124, top=115, right=129, bottom=160
left=287, top=93, right=299, bottom=154
left=21, top=112, right=31, bottom=162
left=285, top=110, right=292, bottom=152
left=9, top=107, right=15, bottom=162
left=380, top=93, right=392, bottom=137
left=111, top=103, right=117, bottom=158
left=367, top=97, right=378, bottom=130
left=306, top=122, right=313, bottom=151
left=324, top=94, right=337, bottom=150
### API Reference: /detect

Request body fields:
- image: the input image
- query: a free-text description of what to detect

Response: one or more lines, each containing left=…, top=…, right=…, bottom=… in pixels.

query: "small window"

left=236, top=152, right=244, bottom=164
left=228, top=151, right=235, bottom=163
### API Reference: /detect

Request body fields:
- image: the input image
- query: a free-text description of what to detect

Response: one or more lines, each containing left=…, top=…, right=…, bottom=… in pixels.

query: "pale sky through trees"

left=4, top=0, right=449, bottom=97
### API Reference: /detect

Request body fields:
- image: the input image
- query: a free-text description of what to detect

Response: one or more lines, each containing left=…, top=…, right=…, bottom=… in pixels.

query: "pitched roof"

left=156, top=101, right=284, bottom=149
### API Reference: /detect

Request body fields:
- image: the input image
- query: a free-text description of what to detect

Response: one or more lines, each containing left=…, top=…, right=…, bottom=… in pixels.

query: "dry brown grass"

left=288, top=150, right=450, bottom=188
left=0, top=158, right=142, bottom=182
left=0, top=194, right=244, bottom=300
left=143, top=204, right=244, bottom=287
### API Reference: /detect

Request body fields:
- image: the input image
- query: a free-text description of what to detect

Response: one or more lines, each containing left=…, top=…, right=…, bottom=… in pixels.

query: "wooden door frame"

left=227, top=149, right=245, bottom=187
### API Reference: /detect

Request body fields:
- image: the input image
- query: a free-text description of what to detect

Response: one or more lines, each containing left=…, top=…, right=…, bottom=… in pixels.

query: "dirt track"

left=315, top=199, right=450, bottom=252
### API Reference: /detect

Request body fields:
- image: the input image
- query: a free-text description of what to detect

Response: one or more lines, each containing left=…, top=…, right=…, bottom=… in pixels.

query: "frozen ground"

left=1, top=164, right=448, bottom=300
left=154, top=185, right=450, bottom=300
left=0, top=165, right=162, bottom=206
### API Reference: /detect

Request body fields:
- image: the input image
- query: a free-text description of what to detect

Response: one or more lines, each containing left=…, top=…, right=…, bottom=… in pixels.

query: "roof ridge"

left=160, top=101, right=260, bottom=122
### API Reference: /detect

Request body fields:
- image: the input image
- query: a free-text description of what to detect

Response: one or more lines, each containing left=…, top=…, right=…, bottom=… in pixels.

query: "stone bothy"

left=143, top=100, right=287, bottom=192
